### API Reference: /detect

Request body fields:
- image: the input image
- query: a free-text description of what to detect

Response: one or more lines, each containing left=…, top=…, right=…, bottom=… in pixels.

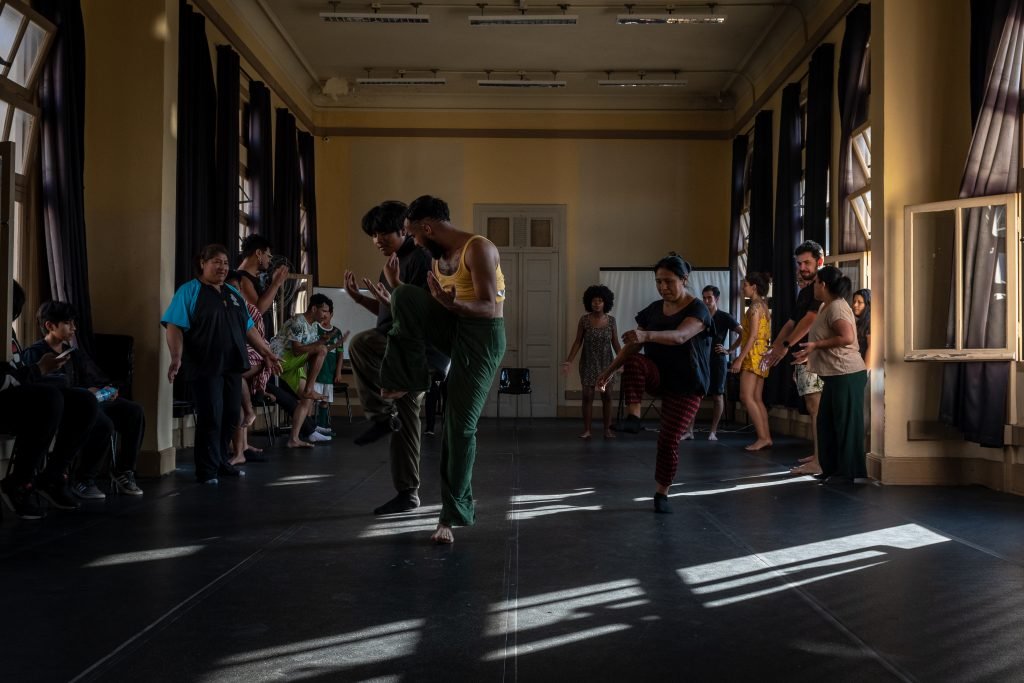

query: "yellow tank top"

left=432, top=235, right=506, bottom=303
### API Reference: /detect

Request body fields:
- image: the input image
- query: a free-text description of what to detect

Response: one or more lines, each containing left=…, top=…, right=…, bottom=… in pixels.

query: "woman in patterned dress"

left=731, top=272, right=773, bottom=451
left=562, top=285, right=621, bottom=439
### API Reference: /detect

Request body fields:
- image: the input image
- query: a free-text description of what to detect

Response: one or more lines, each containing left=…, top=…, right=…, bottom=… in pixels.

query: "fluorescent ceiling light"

left=599, top=79, right=688, bottom=87
left=616, top=13, right=726, bottom=25
left=357, top=77, right=446, bottom=85
left=320, top=12, right=431, bottom=23
left=469, top=15, right=579, bottom=26
left=477, top=79, right=567, bottom=88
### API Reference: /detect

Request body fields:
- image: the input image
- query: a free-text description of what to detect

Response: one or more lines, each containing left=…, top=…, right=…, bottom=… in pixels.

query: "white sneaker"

left=315, top=426, right=333, bottom=435
left=308, top=431, right=332, bottom=443
left=680, top=431, right=694, bottom=441
left=708, top=432, right=718, bottom=441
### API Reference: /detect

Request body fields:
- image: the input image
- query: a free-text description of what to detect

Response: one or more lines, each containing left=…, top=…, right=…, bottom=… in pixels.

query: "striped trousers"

left=622, top=354, right=702, bottom=488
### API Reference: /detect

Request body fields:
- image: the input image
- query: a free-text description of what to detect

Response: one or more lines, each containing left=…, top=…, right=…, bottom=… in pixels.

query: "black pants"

left=0, top=384, right=62, bottom=485
left=77, top=397, right=146, bottom=481
left=190, top=373, right=241, bottom=481
left=52, top=388, right=100, bottom=482
left=265, top=380, right=315, bottom=439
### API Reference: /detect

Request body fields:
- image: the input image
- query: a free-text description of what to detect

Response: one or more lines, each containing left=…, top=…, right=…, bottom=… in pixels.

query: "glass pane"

left=851, top=193, right=871, bottom=240
left=11, top=107, right=33, bottom=174
left=910, top=209, right=956, bottom=350
left=837, top=259, right=861, bottom=289
left=11, top=198, right=23, bottom=283
left=0, top=4, right=24, bottom=67
left=960, top=205, right=1007, bottom=349
left=853, top=131, right=871, bottom=179
left=0, top=100, right=9, bottom=138
left=9, top=19, right=44, bottom=87
left=487, top=217, right=510, bottom=247
left=530, top=219, right=551, bottom=248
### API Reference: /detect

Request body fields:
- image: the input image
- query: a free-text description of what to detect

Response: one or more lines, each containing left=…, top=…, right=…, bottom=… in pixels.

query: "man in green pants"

left=377, top=195, right=506, bottom=544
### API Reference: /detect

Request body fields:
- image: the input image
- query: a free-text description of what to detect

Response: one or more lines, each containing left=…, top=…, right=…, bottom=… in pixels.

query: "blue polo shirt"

left=162, top=279, right=254, bottom=380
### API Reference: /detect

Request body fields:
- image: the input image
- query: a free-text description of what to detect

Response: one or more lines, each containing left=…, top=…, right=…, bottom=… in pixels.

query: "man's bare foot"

left=301, top=390, right=328, bottom=401
left=579, top=431, right=592, bottom=439
left=604, top=429, right=616, bottom=439
left=242, top=411, right=256, bottom=428
left=744, top=439, right=773, bottom=452
left=798, top=454, right=817, bottom=464
left=228, top=455, right=246, bottom=466
left=381, top=389, right=407, bottom=400
left=430, top=523, right=454, bottom=544
left=286, top=439, right=314, bottom=449
left=790, top=461, right=822, bottom=476
left=247, top=445, right=263, bottom=453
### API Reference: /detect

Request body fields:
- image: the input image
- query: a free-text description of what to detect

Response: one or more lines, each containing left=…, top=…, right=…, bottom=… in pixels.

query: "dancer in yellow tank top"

left=373, top=195, right=506, bottom=545
left=731, top=272, right=773, bottom=451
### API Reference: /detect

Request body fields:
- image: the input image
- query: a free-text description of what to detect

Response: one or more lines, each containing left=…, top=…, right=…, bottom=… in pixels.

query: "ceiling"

left=236, top=0, right=822, bottom=112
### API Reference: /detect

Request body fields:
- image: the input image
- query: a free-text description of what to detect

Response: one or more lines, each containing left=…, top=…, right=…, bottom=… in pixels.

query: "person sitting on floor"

left=269, top=293, right=334, bottom=447
left=25, top=301, right=146, bottom=498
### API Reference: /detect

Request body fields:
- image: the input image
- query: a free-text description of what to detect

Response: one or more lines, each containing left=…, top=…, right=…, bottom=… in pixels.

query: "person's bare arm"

left=166, top=324, right=184, bottom=383
left=428, top=239, right=500, bottom=318
left=625, top=317, right=706, bottom=347
left=561, top=317, right=586, bottom=375
left=344, top=270, right=381, bottom=315
left=731, top=306, right=762, bottom=372
left=246, top=327, right=283, bottom=375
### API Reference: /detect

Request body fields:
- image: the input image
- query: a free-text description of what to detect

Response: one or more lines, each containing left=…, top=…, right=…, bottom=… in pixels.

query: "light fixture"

left=321, top=2, right=431, bottom=23
left=477, top=71, right=567, bottom=88
left=469, top=3, right=578, bottom=25
left=599, top=70, right=688, bottom=87
left=356, top=69, right=446, bottom=86
left=617, top=3, right=726, bottom=24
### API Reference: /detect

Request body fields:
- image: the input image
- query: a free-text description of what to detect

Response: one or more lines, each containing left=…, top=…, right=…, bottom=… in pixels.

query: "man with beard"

left=344, top=200, right=445, bottom=515
left=761, top=240, right=825, bottom=474
left=375, top=195, right=506, bottom=544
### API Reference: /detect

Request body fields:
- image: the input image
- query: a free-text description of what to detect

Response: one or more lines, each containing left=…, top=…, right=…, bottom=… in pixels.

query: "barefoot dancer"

left=562, top=285, right=621, bottom=439
left=731, top=272, right=772, bottom=451
left=595, top=254, right=713, bottom=514
left=379, top=196, right=506, bottom=544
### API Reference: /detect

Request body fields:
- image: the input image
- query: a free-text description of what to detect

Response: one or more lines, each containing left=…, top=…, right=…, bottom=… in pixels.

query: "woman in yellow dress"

left=731, top=272, right=773, bottom=451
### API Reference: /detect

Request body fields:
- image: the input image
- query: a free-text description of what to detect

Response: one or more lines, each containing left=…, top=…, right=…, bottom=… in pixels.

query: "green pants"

left=381, top=285, right=506, bottom=527
left=817, top=371, right=868, bottom=478
left=348, top=328, right=424, bottom=493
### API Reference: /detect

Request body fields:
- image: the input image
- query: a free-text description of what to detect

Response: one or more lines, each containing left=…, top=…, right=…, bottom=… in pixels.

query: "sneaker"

left=373, top=490, right=421, bottom=515
left=199, top=477, right=219, bottom=485
left=38, top=475, right=81, bottom=510
left=315, top=426, right=334, bottom=436
left=113, top=472, right=144, bottom=496
left=72, top=480, right=107, bottom=500
left=0, top=479, right=45, bottom=520
left=622, top=415, right=642, bottom=434
left=708, top=432, right=718, bottom=441
left=218, top=463, right=245, bottom=477
left=681, top=431, right=694, bottom=441
left=308, top=431, right=332, bottom=443
left=653, top=492, right=673, bottom=514
left=354, top=419, right=394, bottom=446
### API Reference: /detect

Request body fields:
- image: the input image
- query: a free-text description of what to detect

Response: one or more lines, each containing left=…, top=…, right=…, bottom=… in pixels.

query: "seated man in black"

left=24, top=301, right=145, bottom=498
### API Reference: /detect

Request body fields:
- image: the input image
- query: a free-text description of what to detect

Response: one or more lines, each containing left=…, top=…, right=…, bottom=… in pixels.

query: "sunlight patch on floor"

left=508, top=488, right=601, bottom=520
left=265, top=474, right=336, bottom=487
left=84, top=544, right=205, bottom=568
left=678, top=523, right=950, bottom=607
left=486, top=579, right=645, bottom=639
left=358, top=505, right=443, bottom=538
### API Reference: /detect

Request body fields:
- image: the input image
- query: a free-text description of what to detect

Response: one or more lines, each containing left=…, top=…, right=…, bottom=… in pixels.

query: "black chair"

left=250, top=391, right=278, bottom=445
left=496, top=367, right=532, bottom=425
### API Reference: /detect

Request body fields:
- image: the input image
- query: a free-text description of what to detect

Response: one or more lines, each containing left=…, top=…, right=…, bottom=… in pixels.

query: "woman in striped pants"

left=596, top=254, right=714, bottom=513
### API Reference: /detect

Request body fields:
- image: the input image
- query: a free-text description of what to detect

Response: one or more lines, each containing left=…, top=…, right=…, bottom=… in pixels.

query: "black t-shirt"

left=790, top=283, right=819, bottom=345
left=711, top=310, right=739, bottom=346
left=375, top=236, right=432, bottom=334
left=635, top=297, right=714, bottom=396
left=162, top=280, right=252, bottom=380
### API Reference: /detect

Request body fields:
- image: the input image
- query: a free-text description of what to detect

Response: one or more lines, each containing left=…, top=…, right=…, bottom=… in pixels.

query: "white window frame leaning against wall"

left=903, top=193, right=1020, bottom=361
left=825, top=122, right=870, bottom=290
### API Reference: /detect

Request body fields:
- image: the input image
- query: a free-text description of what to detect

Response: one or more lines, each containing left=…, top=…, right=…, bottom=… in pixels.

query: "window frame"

left=903, top=193, right=1020, bottom=361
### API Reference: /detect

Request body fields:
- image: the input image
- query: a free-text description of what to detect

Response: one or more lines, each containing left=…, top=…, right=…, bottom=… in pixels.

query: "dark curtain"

left=747, top=110, right=774, bottom=274
left=214, top=45, right=240, bottom=255
left=246, top=81, right=274, bottom=237
left=728, top=135, right=748, bottom=317
left=298, top=131, right=319, bottom=285
left=939, top=0, right=1023, bottom=447
left=804, top=43, right=834, bottom=250
left=837, top=3, right=871, bottom=254
left=765, top=83, right=804, bottom=409
left=35, top=0, right=95, bottom=354
left=174, top=1, right=216, bottom=287
left=272, top=109, right=301, bottom=270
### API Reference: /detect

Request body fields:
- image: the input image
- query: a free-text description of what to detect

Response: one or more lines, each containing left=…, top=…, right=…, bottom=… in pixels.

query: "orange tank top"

left=433, top=235, right=506, bottom=303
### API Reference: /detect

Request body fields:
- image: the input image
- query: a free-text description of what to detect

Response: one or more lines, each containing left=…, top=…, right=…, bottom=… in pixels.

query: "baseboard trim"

left=867, top=453, right=1008, bottom=490
left=138, top=447, right=176, bottom=478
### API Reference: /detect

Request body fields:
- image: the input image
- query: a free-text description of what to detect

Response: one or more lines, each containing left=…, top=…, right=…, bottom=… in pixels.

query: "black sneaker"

left=373, top=490, right=421, bottom=515
left=623, top=415, right=642, bottom=434
left=0, top=479, right=46, bottom=520
left=354, top=419, right=394, bottom=446
left=653, top=492, right=673, bottom=514
left=37, top=475, right=81, bottom=510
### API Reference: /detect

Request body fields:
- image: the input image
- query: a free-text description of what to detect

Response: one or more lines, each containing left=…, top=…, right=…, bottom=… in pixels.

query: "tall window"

left=737, top=133, right=754, bottom=278
left=238, top=71, right=252, bottom=250
left=826, top=122, right=871, bottom=288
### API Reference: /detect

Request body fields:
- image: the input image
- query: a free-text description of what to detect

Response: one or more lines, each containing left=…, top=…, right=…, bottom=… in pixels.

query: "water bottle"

left=94, top=386, right=116, bottom=403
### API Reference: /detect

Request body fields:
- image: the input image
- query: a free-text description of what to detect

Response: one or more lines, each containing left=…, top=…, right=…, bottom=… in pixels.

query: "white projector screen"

left=312, top=287, right=379, bottom=359
left=599, top=267, right=732, bottom=330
